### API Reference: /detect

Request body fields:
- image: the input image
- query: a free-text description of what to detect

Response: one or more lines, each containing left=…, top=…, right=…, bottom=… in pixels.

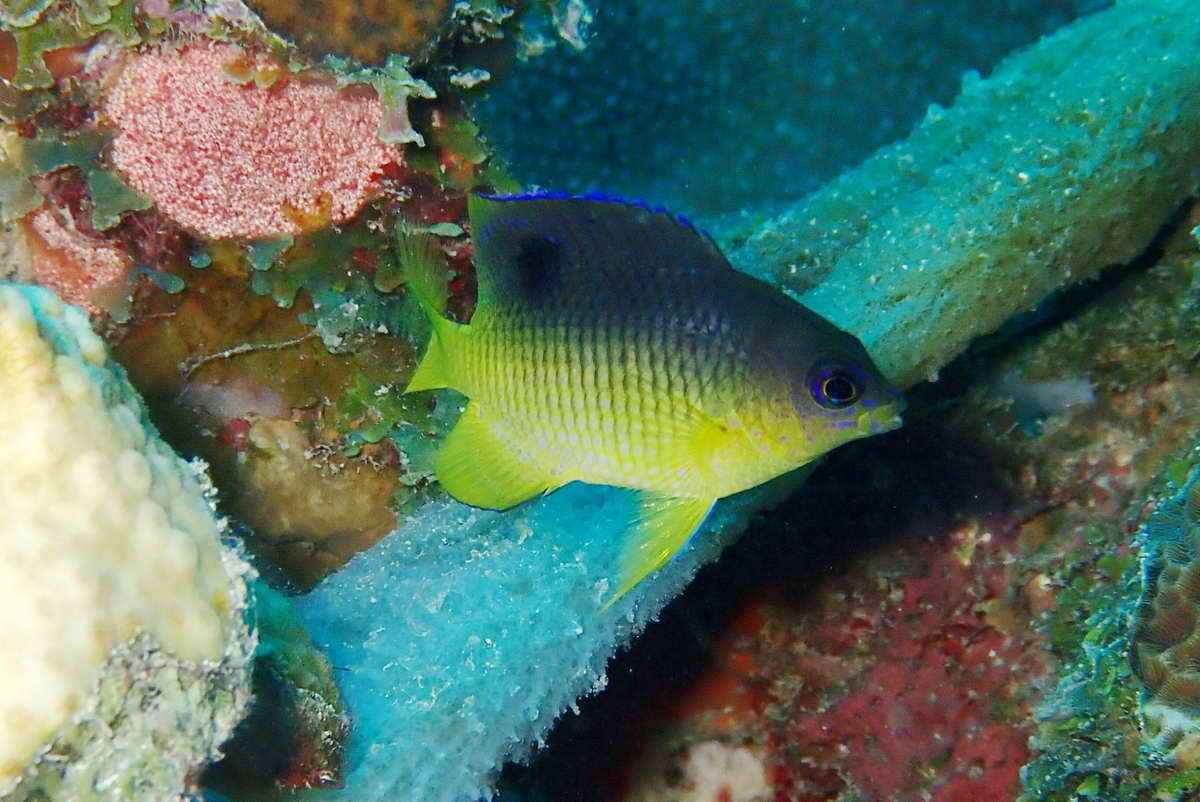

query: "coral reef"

left=287, top=4, right=1200, bottom=799
left=3, top=0, right=1199, bottom=799
left=102, top=43, right=403, bottom=239
left=0, top=282, right=254, bottom=800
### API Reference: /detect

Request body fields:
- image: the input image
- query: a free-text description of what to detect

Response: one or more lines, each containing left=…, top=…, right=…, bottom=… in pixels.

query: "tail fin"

left=396, top=228, right=457, bottom=393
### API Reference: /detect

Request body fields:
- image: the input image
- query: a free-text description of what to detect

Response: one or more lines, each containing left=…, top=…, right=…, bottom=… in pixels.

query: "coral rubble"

left=0, top=282, right=254, bottom=800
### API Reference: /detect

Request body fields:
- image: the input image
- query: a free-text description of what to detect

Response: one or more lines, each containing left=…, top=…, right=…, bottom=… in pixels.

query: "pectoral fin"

left=605, top=494, right=715, bottom=609
left=435, top=401, right=557, bottom=510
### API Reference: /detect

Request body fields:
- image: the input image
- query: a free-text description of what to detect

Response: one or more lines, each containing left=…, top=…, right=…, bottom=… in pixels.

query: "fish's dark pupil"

left=821, top=374, right=859, bottom=406
left=515, top=235, right=563, bottom=298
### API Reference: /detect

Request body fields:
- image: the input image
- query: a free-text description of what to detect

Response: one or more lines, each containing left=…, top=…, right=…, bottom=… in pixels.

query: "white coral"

left=0, top=284, right=254, bottom=799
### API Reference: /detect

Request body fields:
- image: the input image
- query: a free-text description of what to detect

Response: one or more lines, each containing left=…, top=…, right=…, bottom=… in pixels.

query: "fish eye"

left=809, top=362, right=863, bottom=409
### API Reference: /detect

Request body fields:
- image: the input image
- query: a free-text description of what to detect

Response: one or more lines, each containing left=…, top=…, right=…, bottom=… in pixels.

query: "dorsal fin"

left=466, top=191, right=730, bottom=313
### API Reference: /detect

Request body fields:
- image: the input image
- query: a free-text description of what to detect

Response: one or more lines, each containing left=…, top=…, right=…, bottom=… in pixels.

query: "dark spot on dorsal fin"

left=515, top=234, right=564, bottom=299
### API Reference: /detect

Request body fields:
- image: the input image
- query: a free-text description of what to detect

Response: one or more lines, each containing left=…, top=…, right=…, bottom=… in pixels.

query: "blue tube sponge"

left=295, top=476, right=803, bottom=802
left=726, top=0, right=1200, bottom=389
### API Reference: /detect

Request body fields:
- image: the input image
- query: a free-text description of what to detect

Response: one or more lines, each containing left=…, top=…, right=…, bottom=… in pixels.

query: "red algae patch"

left=102, top=44, right=402, bottom=240
left=21, top=208, right=132, bottom=314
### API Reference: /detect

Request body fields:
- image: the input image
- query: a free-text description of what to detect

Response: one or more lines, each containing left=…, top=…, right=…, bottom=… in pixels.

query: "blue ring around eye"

left=808, top=360, right=864, bottom=409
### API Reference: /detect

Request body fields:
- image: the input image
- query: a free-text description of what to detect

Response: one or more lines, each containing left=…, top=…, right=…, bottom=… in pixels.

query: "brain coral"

left=102, top=43, right=402, bottom=240
left=0, top=283, right=254, bottom=799
left=1132, top=466, right=1200, bottom=761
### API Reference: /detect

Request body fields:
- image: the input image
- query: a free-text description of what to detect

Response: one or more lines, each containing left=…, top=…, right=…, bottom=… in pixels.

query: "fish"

left=397, top=191, right=904, bottom=606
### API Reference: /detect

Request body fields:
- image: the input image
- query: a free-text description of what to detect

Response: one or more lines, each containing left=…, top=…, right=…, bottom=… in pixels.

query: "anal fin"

left=605, top=494, right=715, bottom=609
left=435, top=401, right=556, bottom=510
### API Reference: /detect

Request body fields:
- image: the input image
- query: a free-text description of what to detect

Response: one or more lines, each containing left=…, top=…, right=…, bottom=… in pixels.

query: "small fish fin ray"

left=604, top=493, right=715, bottom=609
left=435, top=401, right=557, bottom=510
left=397, top=229, right=461, bottom=393
left=396, top=228, right=450, bottom=320
left=467, top=191, right=732, bottom=313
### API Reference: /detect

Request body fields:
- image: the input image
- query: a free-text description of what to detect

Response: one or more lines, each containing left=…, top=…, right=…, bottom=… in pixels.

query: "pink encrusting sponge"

left=102, top=43, right=402, bottom=240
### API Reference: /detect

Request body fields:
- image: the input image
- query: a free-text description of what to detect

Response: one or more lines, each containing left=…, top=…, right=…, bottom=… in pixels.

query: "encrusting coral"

left=20, top=205, right=131, bottom=312
left=102, top=43, right=404, bottom=240
left=0, top=282, right=254, bottom=800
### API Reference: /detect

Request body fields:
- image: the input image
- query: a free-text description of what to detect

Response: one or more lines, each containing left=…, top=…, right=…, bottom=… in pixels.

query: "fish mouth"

left=856, top=405, right=905, bottom=436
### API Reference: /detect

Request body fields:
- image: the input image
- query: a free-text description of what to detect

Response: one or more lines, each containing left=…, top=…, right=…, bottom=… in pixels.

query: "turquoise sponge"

left=296, top=477, right=801, bottom=801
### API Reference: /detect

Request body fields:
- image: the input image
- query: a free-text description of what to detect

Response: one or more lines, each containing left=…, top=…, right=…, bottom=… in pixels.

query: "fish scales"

left=399, top=192, right=903, bottom=603
left=468, top=300, right=707, bottom=491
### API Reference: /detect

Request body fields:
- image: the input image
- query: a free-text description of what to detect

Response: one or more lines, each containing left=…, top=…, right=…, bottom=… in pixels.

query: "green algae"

left=244, top=218, right=421, bottom=357
left=1019, top=552, right=1147, bottom=800
left=136, top=264, right=185, bottom=294
left=247, top=237, right=294, bottom=273
left=335, top=370, right=449, bottom=494
left=1154, top=768, right=1200, bottom=798
left=1, top=0, right=56, bottom=29
left=337, top=371, right=429, bottom=450
left=324, top=54, right=436, bottom=146
left=1, top=129, right=150, bottom=228
left=0, top=159, right=40, bottom=220
left=9, top=0, right=139, bottom=90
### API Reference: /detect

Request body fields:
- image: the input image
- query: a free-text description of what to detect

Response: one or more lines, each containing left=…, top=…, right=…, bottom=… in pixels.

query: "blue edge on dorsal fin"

left=475, top=189, right=721, bottom=251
